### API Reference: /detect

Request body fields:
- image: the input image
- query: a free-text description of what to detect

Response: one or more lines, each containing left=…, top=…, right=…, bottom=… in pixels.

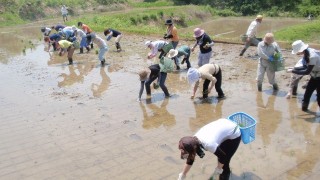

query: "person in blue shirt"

left=51, top=25, right=66, bottom=32
left=104, top=28, right=122, bottom=52
left=44, top=33, right=62, bottom=51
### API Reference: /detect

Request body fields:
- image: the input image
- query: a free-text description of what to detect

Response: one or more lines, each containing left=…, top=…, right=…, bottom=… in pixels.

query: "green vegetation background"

left=1, top=0, right=319, bottom=44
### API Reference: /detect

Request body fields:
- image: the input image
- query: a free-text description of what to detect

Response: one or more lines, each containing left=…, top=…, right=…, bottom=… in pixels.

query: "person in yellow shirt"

left=163, top=19, right=179, bottom=49
left=58, top=40, right=75, bottom=65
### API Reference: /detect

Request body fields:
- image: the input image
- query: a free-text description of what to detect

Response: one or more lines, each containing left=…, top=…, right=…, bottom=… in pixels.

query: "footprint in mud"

left=158, top=144, right=174, bottom=152
left=164, top=156, right=179, bottom=164
left=129, top=133, right=143, bottom=141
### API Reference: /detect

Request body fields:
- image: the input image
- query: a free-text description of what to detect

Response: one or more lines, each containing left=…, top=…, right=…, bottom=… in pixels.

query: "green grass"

left=274, top=20, right=320, bottom=44
left=66, top=5, right=213, bottom=35
left=128, top=0, right=173, bottom=8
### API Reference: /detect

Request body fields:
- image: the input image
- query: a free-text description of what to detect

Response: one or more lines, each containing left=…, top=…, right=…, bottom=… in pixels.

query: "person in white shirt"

left=145, top=40, right=171, bottom=59
left=178, top=118, right=241, bottom=180
left=72, top=26, right=90, bottom=53
left=41, top=27, right=51, bottom=36
left=288, top=40, right=320, bottom=111
left=86, top=34, right=108, bottom=66
left=240, top=15, right=263, bottom=56
left=61, top=5, right=68, bottom=22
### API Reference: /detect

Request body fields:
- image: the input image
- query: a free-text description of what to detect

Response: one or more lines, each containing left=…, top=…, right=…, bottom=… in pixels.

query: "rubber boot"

left=239, top=48, right=246, bottom=56
left=302, top=102, right=308, bottom=112
left=273, top=84, right=279, bottom=91
left=257, top=83, right=262, bottom=92
left=91, top=43, right=94, bottom=49
left=116, top=42, right=121, bottom=52
left=79, top=47, right=83, bottom=54
left=86, top=47, right=90, bottom=53
left=292, top=86, right=298, bottom=95
left=68, top=58, right=73, bottom=65
left=101, top=59, right=105, bottom=66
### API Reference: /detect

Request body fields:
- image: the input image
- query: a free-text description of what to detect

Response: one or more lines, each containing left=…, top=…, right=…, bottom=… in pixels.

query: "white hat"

left=292, top=40, right=308, bottom=54
left=145, top=41, right=152, bottom=47
left=72, top=25, right=77, bottom=31
left=187, top=68, right=200, bottom=84
left=167, top=49, right=178, bottom=58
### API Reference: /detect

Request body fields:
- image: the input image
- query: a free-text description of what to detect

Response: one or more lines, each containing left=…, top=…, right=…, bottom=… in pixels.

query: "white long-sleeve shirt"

left=61, top=6, right=68, bottom=15
left=246, top=20, right=260, bottom=38
left=257, top=41, right=281, bottom=60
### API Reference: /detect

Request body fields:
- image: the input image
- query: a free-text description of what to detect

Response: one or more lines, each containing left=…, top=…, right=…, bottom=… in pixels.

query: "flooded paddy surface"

left=0, top=17, right=320, bottom=179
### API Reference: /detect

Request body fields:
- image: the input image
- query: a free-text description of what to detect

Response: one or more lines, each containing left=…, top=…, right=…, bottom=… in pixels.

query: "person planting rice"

left=58, top=40, right=75, bottom=65
left=145, top=40, right=173, bottom=59
left=86, top=34, right=108, bottom=66
left=163, top=19, right=179, bottom=49
left=287, top=40, right=320, bottom=111
left=104, top=28, right=122, bottom=52
left=137, top=64, right=161, bottom=102
left=187, top=63, right=225, bottom=100
left=178, top=118, right=241, bottom=180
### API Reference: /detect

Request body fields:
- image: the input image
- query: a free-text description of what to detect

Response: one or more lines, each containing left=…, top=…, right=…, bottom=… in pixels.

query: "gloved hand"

left=268, top=56, right=274, bottom=61
left=286, top=68, right=293, bottom=73
left=178, top=173, right=186, bottom=180
left=213, top=167, right=223, bottom=175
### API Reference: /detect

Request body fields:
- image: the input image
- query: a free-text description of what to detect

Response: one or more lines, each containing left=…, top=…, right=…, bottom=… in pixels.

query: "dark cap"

left=165, top=19, right=173, bottom=25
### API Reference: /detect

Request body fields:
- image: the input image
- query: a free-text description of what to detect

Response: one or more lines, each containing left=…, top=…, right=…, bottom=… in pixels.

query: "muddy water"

left=0, top=19, right=320, bottom=180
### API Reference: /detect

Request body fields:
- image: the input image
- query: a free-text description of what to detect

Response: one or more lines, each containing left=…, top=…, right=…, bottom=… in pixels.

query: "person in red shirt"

left=78, top=22, right=94, bottom=49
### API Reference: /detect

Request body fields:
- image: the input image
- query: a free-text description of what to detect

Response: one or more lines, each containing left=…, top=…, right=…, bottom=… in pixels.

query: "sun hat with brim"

left=256, top=15, right=263, bottom=20
left=193, top=28, right=205, bottom=38
left=168, top=49, right=178, bottom=58
left=187, top=68, right=201, bottom=84
left=138, top=69, right=151, bottom=81
left=292, top=40, right=309, bottom=54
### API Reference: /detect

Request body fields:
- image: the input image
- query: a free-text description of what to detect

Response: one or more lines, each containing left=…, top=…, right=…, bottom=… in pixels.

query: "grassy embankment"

left=274, top=20, right=320, bottom=44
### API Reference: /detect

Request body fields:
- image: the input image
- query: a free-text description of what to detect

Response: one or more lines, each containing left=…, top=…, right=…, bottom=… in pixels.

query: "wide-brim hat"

left=292, top=40, right=309, bottom=54
left=256, top=15, right=263, bottom=20
left=193, top=28, right=205, bottom=38
left=165, top=19, right=173, bottom=25
left=167, top=49, right=178, bottom=58
left=187, top=68, right=200, bottom=84
left=138, top=68, right=151, bottom=81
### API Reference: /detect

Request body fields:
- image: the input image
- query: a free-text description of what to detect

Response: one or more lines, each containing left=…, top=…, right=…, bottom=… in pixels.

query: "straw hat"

left=187, top=68, right=200, bottom=84
left=167, top=49, right=178, bottom=58
left=256, top=15, right=263, bottom=20
left=193, top=28, right=205, bottom=38
left=138, top=68, right=151, bottom=81
left=292, top=40, right=308, bottom=54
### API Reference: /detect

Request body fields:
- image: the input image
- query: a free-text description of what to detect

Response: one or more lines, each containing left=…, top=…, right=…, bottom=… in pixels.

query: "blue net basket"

left=227, top=112, right=257, bottom=144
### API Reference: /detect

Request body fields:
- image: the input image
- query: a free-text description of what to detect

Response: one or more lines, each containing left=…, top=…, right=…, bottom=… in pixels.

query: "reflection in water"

left=256, top=92, right=282, bottom=146
left=140, top=99, right=176, bottom=129
left=285, top=98, right=320, bottom=178
left=58, top=62, right=95, bottom=87
left=91, top=67, right=110, bottom=97
left=189, top=100, right=223, bottom=132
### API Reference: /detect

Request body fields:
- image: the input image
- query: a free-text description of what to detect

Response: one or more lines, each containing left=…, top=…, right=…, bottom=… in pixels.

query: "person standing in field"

left=163, top=19, right=179, bottom=49
left=61, top=5, right=68, bottom=22
left=104, top=28, right=122, bottom=52
left=191, top=28, right=214, bottom=67
left=239, top=15, right=263, bottom=56
left=256, top=33, right=281, bottom=91
left=78, top=22, right=94, bottom=49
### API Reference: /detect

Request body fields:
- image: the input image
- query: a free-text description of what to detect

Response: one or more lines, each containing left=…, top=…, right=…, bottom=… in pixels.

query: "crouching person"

left=86, top=34, right=108, bottom=66
left=58, top=40, right=75, bottom=65
left=178, top=118, right=241, bottom=180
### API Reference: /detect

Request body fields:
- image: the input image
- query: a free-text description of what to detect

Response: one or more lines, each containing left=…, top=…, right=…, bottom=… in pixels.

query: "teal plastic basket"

left=228, top=112, right=257, bottom=144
